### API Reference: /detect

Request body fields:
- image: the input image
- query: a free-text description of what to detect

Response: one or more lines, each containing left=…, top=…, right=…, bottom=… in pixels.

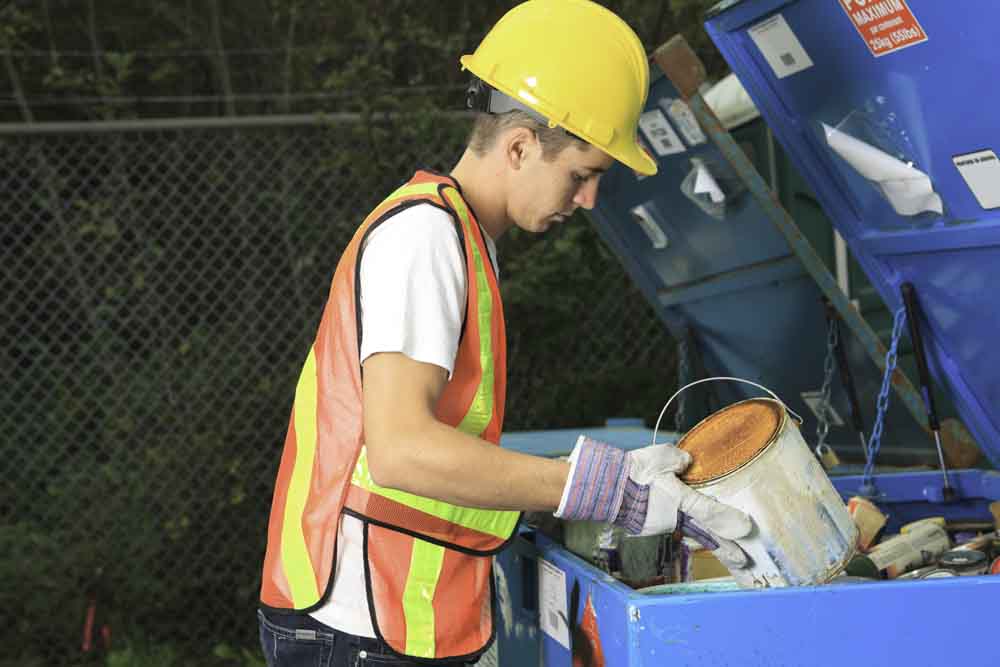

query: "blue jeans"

left=257, top=609, right=474, bottom=666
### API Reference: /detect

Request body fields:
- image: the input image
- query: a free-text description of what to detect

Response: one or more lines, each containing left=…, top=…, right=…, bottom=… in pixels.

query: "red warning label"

left=839, top=0, right=928, bottom=58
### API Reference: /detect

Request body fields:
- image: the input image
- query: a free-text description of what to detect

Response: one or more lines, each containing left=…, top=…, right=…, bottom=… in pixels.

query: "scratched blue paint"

left=496, top=467, right=1000, bottom=665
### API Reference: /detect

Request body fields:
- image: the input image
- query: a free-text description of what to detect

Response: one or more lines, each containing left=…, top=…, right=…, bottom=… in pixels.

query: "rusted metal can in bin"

left=653, top=377, right=858, bottom=588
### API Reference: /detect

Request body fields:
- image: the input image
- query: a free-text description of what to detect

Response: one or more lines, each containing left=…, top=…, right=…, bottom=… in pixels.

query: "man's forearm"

left=367, top=420, right=569, bottom=512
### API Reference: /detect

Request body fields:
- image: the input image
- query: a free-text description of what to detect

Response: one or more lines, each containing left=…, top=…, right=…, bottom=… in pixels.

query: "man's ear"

left=504, top=127, right=537, bottom=171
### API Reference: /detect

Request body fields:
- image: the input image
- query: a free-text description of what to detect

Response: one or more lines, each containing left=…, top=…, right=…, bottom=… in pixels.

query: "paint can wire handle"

left=651, top=376, right=804, bottom=447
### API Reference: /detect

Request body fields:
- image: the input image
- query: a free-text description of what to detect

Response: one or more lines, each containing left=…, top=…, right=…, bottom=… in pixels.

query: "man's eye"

left=571, top=172, right=587, bottom=184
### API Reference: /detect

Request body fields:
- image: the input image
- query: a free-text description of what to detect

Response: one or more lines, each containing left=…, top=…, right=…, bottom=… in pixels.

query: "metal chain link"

left=1, top=115, right=679, bottom=661
left=861, top=307, right=908, bottom=492
left=675, top=333, right=691, bottom=432
left=814, top=315, right=839, bottom=459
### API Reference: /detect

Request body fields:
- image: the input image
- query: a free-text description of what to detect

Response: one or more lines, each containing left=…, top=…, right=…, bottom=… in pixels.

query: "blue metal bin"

left=489, top=3, right=1000, bottom=663
left=493, top=446, right=1000, bottom=666
left=704, top=0, right=1000, bottom=463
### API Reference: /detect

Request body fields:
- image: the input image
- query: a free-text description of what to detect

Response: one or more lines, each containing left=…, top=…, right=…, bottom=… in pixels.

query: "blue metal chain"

left=861, top=307, right=907, bottom=493
left=814, top=316, right=839, bottom=456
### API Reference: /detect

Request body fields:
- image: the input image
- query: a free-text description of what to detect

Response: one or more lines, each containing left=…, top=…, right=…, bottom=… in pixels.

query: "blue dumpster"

left=487, top=3, right=1000, bottom=664
left=704, top=0, right=1000, bottom=460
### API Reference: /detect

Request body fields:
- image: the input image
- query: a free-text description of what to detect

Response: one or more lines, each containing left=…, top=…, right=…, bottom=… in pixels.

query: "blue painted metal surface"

left=494, top=423, right=664, bottom=667
left=494, top=6, right=1000, bottom=662
left=587, top=64, right=930, bottom=456
left=704, top=0, right=1000, bottom=465
left=501, top=424, right=674, bottom=458
left=493, top=528, right=544, bottom=667
left=497, top=470, right=1000, bottom=666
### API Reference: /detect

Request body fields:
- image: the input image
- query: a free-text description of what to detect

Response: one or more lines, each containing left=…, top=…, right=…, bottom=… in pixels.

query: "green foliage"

left=213, top=643, right=267, bottom=667
left=499, top=221, right=678, bottom=429
left=1, top=1, right=696, bottom=663
left=2, top=0, right=725, bottom=122
left=106, top=643, right=180, bottom=667
left=96, top=640, right=266, bottom=667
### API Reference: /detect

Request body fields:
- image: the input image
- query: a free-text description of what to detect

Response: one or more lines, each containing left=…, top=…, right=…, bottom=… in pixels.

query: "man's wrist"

left=613, top=477, right=649, bottom=534
left=553, top=436, right=629, bottom=523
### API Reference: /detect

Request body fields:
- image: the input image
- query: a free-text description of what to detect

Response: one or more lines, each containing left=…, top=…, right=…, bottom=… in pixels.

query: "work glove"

left=554, top=435, right=753, bottom=569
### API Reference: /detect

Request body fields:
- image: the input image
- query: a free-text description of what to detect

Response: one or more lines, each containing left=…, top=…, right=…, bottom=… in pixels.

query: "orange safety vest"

left=259, top=170, right=521, bottom=662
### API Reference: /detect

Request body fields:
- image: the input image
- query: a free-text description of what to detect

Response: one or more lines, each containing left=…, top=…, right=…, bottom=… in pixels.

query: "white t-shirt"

left=309, top=202, right=498, bottom=636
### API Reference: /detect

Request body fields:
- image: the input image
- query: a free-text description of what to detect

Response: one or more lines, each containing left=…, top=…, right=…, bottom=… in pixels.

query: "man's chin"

left=516, top=220, right=550, bottom=234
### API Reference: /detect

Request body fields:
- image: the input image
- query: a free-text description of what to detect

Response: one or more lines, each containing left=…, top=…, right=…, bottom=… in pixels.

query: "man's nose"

left=573, top=177, right=601, bottom=210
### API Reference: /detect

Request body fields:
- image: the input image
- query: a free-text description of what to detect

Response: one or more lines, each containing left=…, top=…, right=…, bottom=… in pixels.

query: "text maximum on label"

left=844, top=0, right=906, bottom=26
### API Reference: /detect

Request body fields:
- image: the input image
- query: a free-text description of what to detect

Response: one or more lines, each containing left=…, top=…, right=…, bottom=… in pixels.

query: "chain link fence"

left=2, top=112, right=676, bottom=663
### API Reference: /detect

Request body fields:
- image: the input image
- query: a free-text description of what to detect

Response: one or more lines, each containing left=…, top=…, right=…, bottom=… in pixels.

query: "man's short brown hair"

left=467, top=111, right=590, bottom=161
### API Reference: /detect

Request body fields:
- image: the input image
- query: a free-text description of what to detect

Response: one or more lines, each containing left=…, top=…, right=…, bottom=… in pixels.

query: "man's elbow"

left=365, top=434, right=407, bottom=489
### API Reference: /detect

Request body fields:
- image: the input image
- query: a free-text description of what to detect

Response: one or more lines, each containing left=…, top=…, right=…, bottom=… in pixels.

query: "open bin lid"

left=586, top=64, right=932, bottom=460
left=702, top=0, right=1000, bottom=466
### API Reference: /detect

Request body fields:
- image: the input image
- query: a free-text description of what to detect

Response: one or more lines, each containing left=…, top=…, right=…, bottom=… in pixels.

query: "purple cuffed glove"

left=554, top=435, right=753, bottom=569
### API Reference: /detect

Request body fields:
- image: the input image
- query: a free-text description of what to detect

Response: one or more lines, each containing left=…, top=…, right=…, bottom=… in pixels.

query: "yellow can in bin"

left=900, top=517, right=946, bottom=535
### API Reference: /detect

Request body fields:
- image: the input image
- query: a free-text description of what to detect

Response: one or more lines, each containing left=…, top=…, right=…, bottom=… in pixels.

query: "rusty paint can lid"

left=677, top=398, right=783, bottom=484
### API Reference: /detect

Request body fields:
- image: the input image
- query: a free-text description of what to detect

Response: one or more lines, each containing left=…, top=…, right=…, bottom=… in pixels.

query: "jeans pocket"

left=257, top=609, right=334, bottom=667
left=354, top=648, right=446, bottom=667
left=273, top=633, right=331, bottom=667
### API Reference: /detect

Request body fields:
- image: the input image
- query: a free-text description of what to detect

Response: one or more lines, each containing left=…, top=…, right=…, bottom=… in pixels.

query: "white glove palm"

left=554, top=437, right=753, bottom=570
left=621, top=445, right=753, bottom=569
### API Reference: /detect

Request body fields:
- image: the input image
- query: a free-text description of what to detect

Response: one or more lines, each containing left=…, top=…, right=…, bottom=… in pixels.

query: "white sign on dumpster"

left=748, top=13, right=814, bottom=79
left=538, top=558, right=570, bottom=650
left=953, top=150, right=1000, bottom=210
left=638, top=109, right=685, bottom=157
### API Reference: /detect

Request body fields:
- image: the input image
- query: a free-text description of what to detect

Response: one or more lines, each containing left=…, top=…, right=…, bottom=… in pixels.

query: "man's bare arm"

left=362, top=351, right=569, bottom=511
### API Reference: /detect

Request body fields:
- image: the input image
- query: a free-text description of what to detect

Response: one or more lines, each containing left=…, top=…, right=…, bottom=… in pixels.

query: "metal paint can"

left=920, top=569, right=958, bottom=579
left=938, top=549, right=988, bottom=576
left=656, top=378, right=858, bottom=589
left=953, top=531, right=998, bottom=553
left=896, top=564, right=942, bottom=580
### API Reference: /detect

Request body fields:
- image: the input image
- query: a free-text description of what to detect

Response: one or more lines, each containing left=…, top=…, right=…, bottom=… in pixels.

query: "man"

left=257, top=1, right=752, bottom=665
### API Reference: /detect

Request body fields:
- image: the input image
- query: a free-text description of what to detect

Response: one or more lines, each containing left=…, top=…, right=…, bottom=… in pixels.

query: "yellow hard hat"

left=461, top=0, right=657, bottom=176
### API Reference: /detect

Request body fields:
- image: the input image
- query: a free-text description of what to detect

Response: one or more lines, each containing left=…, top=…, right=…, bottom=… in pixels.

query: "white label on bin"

left=537, top=559, right=570, bottom=649
left=748, top=13, right=814, bottom=79
left=661, top=97, right=707, bottom=147
left=953, top=149, right=1000, bottom=210
left=638, top=109, right=685, bottom=157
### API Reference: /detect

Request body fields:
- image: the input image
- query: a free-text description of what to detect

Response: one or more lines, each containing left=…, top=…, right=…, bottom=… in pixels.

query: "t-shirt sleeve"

left=358, top=203, right=467, bottom=377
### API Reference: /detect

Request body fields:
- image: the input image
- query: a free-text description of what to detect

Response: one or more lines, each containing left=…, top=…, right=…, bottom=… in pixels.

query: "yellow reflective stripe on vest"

left=352, top=447, right=519, bottom=538
left=402, top=540, right=446, bottom=658
left=386, top=181, right=442, bottom=202
left=281, top=346, right=321, bottom=606
left=441, top=188, right=494, bottom=436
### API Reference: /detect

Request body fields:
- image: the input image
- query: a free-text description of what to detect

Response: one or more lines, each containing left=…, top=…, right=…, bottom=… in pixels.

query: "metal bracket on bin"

left=650, top=35, right=937, bottom=448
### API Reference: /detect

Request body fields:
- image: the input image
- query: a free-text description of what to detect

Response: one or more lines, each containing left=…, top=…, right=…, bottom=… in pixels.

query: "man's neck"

left=450, top=149, right=512, bottom=241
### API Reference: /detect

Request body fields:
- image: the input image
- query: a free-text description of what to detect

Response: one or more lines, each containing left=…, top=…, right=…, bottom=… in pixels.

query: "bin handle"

left=651, top=376, right=804, bottom=447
